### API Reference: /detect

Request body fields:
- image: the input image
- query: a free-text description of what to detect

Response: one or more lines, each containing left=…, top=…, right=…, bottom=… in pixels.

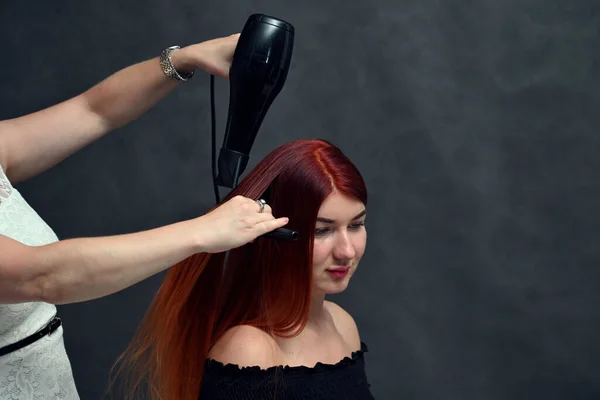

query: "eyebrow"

left=317, top=210, right=367, bottom=224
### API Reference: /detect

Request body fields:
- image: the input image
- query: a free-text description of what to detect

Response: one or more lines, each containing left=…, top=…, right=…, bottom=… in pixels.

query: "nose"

left=333, top=230, right=356, bottom=262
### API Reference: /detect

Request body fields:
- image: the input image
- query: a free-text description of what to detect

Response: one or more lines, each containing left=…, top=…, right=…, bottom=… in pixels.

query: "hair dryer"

left=215, top=14, right=294, bottom=189
left=209, top=14, right=297, bottom=242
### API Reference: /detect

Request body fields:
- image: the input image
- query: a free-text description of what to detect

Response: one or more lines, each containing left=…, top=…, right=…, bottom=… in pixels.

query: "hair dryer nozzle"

left=215, top=14, right=295, bottom=188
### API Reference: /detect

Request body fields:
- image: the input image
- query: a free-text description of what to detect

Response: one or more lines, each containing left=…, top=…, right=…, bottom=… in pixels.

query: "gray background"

left=2, top=0, right=600, bottom=399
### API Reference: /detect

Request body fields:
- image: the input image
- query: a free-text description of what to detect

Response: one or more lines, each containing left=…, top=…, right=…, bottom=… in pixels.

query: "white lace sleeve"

left=0, top=166, right=11, bottom=203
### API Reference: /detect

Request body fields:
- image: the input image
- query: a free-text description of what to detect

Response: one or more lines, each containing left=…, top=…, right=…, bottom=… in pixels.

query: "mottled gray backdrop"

left=1, top=1, right=599, bottom=399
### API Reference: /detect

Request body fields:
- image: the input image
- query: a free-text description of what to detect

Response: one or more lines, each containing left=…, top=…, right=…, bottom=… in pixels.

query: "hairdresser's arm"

left=0, top=220, right=200, bottom=305
left=0, top=34, right=239, bottom=184
left=0, top=195, right=288, bottom=305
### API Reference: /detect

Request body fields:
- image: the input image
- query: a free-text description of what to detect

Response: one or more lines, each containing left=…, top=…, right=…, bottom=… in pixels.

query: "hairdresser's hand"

left=194, top=195, right=289, bottom=253
left=171, top=33, right=240, bottom=79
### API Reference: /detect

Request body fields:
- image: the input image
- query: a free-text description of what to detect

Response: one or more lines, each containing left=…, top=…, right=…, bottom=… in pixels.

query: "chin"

left=324, top=286, right=349, bottom=295
left=318, top=279, right=351, bottom=295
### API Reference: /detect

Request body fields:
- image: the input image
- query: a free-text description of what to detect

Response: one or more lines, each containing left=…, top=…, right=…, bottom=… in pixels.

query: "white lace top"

left=0, top=164, right=79, bottom=399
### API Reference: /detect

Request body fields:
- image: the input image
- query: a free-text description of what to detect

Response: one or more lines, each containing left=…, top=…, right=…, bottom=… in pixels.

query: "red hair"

left=109, top=139, right=367, bottom=400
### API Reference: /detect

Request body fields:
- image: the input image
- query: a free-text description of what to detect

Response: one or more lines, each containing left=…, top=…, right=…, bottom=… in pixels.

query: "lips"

left=328, top=267, right=351, bottom=272
left=327, top=266, right=351, bottom=278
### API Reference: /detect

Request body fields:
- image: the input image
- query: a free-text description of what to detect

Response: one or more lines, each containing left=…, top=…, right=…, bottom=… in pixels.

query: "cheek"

left=312, top=242, right=330, bottom=268
left=354, top=232, right=367, bottom=258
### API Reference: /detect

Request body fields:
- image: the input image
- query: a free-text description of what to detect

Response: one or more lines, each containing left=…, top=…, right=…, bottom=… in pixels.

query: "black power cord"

left=210, top=74, right=220, bottom=205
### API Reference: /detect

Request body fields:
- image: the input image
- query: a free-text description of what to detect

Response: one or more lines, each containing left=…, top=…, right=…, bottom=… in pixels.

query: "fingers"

left=245, top=197, right=271, bottom=214
left=247, top=198, right=289, bottom=232
left=245, top=209, right=280, bottom=227
left=232, top=196, right=286, bottom=229
left=258, top=202, right=272, bottom=215
left=249, top=199, right=275, bottom=222
left=256, top=217, right=290, bottom=235
left=248, top=216, right=289, bottom=243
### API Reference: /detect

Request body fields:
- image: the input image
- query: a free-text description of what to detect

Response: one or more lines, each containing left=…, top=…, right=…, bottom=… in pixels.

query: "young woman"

left=115, top=139, right=375, bottom=399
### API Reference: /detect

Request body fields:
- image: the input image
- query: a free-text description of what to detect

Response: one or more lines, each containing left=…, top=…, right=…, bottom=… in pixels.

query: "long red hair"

left=109, top=139, right=368, bottom=400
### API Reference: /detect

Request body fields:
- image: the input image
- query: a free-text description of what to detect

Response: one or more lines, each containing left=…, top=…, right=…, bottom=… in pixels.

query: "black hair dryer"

left=212, top=14, right=297, bottom=242
left=215, top=14, right=294, bottom=189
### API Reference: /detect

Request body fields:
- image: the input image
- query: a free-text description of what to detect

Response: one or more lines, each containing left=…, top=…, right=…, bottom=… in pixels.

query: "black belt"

left=0, top=315, right=62, bottom=357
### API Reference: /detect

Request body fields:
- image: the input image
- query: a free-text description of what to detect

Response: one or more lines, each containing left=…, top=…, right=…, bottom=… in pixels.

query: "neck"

left=307, top=290, right=327, bottom=327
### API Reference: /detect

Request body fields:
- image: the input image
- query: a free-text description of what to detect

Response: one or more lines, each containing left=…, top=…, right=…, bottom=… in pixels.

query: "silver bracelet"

left=159, top=46, right=194, bottom=82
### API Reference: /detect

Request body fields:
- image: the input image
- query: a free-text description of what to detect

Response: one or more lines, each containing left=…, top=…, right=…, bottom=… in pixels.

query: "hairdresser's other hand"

left=170, top=33, right=240, bottom=79
left=194, top=195, right=289, bottom=253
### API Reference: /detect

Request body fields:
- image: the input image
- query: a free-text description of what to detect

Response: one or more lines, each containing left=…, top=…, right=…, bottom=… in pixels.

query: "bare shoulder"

left=207, top=325, right=281, bottom=369
left=325, top=301, right=361, bottom=349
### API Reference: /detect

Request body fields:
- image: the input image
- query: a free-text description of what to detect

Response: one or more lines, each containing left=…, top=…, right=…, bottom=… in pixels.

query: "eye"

left=349, top=221, right=365, bottom=230
left=315, top=228, right=330, bottom=237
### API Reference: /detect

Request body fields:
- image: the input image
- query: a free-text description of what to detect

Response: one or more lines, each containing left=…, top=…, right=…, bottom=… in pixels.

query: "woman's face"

left=311, top=192, right=367, bottom=295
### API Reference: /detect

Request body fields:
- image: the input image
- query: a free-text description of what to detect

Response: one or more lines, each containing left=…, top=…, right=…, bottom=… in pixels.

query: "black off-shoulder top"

left=198, top=342, right=375, bottom=399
